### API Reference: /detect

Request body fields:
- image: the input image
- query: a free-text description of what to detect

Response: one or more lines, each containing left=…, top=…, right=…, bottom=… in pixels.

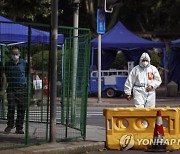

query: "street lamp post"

left=71, top=1, right=80, bottom=124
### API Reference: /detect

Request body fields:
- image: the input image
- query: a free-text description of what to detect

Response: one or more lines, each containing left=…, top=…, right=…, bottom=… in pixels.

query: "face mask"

left=142, top=61, right=149, bottom=67
left=11, top=55, right=20, bottom=62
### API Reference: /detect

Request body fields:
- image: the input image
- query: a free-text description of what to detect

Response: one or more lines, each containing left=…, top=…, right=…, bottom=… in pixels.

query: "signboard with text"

left=97, top=9, right=105, bottom=34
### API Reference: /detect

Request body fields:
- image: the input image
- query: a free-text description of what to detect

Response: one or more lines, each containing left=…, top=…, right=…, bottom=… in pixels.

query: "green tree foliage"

left=1, top=0, right=180, bottom=38
left=111, top=50, right=161, bottom=70
left=148, top=50, right=161, bottom=67
left=32, top=50, right=49, bottom=71
left=0, top=0, right=51, bottom=21
left=111, top=51, right=127, bottom=70
left=66, top=0, right=180, bottom=38
left=117, top=0, right=180, bottom=34
left=32, top=49, right=62, bottom=74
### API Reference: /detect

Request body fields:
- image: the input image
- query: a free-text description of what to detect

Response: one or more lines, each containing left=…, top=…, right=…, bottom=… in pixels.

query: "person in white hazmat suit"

left=124, top=52, right=162, bottom=108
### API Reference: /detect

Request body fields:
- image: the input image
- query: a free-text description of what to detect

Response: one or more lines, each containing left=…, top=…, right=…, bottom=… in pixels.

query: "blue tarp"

left=91, top=21, right=164, bottom=49
left=171, top=39, right=180, bottom=47
left=0, top=16, right=64, bottom=45
left=90, top=21, right=164, bottom=70
left=168, top=39, right=180, bottom=86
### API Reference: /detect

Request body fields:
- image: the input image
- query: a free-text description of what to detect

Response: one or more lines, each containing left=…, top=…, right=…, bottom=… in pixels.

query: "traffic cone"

left=147, top=111, right=167, bottom=152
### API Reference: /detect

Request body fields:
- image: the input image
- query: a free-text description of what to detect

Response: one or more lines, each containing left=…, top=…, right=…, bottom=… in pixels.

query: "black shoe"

left=4, top=126, right=13, bottom=134
left=15, top=129, right=24, bottom=134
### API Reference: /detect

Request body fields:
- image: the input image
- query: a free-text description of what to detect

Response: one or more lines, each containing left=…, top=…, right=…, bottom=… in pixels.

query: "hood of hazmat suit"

left=139, top=52, right=151, bottom=68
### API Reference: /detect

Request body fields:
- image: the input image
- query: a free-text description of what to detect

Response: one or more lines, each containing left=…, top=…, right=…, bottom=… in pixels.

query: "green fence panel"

left=0, top=21, right=91, bottom=150
left=59, top=27, right=91, bottom=141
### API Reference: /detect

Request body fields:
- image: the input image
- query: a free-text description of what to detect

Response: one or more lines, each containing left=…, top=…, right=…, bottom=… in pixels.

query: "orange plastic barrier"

left=103, top=107, right=180, bottom=150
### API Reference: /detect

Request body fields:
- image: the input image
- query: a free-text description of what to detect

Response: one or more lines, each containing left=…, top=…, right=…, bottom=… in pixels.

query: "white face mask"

left=11, top=55, right=20, bottom=62
left=142, top=61, right=149, bottom=67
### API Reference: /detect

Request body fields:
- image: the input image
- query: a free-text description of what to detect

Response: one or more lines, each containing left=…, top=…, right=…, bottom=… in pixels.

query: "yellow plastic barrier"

left=103, top=107, right=180, bottom=150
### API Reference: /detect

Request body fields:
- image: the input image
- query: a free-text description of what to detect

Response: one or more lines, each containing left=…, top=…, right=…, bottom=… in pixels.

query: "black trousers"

left=7, top=86, right=27, bottom=130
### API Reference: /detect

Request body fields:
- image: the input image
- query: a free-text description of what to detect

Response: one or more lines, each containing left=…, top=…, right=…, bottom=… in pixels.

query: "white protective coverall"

left=124, top=52, right=162, bottom=108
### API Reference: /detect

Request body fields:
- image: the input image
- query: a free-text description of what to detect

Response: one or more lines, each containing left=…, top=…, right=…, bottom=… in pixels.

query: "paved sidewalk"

left=0, top=141, right=105, bottom=154
left=87, top=96, right=180, bottom=107
left=0, top=124, right=106, bottom=154
left=88, top=85, right=180, bottom=107
left=1, top=86, right=180, bottom=154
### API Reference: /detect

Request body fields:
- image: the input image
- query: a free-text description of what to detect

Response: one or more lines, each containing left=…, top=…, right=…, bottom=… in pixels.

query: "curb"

left=0, top=141, right=105, bottom=154
left=87, top=98, right=180, bottom=107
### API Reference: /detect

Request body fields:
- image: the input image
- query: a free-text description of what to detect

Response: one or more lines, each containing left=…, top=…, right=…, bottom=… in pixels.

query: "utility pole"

left=50, top=0, right=58, bottom=143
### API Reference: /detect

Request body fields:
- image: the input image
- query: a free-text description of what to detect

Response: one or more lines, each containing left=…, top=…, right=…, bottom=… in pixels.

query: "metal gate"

left=60, top=28, right=91, bottom=140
